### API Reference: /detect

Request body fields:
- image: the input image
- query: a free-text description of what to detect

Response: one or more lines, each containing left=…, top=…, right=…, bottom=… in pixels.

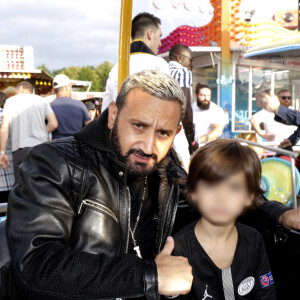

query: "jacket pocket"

left=71, top=199, right=121, bottom=256
left=78, top=199, right=118, bottom=224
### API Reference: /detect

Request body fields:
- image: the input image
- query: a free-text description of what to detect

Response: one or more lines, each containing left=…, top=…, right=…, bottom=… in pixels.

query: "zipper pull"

left=77, top=201, right=84, bottom=214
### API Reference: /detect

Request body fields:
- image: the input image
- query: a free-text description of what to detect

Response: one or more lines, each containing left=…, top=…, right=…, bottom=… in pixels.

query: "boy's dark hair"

left=131, top=13, right=161, bottom=39
left=195, top=83, right=211, bottom=95
left=186, top=139, right=264, bottom=211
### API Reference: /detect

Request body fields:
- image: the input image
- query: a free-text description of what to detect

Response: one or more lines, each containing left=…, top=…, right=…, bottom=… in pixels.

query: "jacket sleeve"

left=276, top=105, right=300, bottom=127
left=275, top=105, right=300, bottom=145
left=254, top=231, right=277, bottom=299
left=239, top=196, right=291, bottom=232
left=6, top=142, right=158, bottom=299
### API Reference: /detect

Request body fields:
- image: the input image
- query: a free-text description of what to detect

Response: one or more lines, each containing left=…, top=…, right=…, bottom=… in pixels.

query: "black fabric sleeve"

left=287, top=127, right=300, bottom=146
left=275, top=105, right=300, bottom=145
left=254, top=231, right=277, bottom=299
left=276, top=105, right=300, bottom=127
left=239, top=196, right=291, bottom=231
left=6, top=143, right=157, bottom=299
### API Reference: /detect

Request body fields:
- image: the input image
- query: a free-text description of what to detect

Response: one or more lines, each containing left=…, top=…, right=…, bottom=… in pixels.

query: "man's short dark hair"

left=277, top=89, right=290, bottom=97
left=169, top=44, right=191, bottom=60
left=131, top=13, right=161, bottom=39
left=0, top=92, right=8, bottom=108
left=195, top=83, right=211, bottom=95
left=16, top=81, right=33, bottom=93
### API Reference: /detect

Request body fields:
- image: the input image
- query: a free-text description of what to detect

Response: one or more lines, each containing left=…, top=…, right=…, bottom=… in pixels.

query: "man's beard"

left=197, top=100, right=210, bottom=110
left=111, top=119, right=159, bottom=177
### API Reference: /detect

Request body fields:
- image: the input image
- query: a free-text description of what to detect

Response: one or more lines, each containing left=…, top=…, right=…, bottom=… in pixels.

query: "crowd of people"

left=0, top=11, right=299, bottom=300
left=0, top=75, right=98, bottom=204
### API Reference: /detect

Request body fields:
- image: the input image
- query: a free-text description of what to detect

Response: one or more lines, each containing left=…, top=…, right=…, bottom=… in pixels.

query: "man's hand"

left=278, top=138, right=292, bottom=149
left=155, top=236, right=193, bottom=296
left=279, top=208, right=300, bottom=230
left=0, top=153, right=10, bottom=171
left=255, top=91, right=280, bottom=113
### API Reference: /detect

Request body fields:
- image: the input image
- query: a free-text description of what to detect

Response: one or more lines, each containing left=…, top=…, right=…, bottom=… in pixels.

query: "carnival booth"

left=0, top=45, right=53, bottom=96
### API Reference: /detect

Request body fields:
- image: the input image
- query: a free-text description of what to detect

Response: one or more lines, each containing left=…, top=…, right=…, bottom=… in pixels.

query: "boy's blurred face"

left=191, top=172, right=253, bottom=225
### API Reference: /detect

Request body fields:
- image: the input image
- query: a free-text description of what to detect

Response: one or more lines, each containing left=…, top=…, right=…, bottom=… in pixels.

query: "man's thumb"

left=160, top=236, right=174, bottom=256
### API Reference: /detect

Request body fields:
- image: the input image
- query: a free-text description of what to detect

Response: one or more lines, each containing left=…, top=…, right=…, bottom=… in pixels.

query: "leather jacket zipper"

left=125, top=187, right=131, bottom=254
left=78, top=199, right=118, bottom=224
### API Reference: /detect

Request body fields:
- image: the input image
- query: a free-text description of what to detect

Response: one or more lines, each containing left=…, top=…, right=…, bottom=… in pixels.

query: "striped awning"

left=244, top=34, right=300, bottom=59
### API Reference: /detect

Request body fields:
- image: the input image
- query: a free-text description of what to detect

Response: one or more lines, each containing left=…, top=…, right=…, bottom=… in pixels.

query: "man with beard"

left=4, top=71, right=299, bottom=300
left=192, top=83, right=226, bottom=143
left=4, top=70, right=193, bottom=299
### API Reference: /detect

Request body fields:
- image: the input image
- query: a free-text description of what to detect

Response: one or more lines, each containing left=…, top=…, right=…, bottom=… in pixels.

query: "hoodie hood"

left=74, top=109, right=115, bottom=156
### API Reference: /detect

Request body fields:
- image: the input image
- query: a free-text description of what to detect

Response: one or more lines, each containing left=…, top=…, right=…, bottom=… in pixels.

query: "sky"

left=0, top=0, right=297, bottom=71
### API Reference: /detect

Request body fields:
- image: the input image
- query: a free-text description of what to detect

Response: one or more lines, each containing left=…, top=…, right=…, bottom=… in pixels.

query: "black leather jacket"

left=6, top=111, right=186, bottom=300
left=6, top=111, right=290, bottom=300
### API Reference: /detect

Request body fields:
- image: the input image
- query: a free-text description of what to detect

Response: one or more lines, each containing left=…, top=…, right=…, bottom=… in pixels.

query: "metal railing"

left=236, top=138, right=299, bottom=209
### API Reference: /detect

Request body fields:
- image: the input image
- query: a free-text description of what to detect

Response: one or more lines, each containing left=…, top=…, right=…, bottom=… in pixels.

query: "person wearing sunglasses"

left=278, top=89, right=292, bottom=108
left=255, top=90, right=300, bottom=150
left=250, top=89, right=297, bottom=146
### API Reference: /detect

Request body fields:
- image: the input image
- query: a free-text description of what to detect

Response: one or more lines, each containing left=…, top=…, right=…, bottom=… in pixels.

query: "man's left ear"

left=107, top=102, right=118, bottom=129
left=176, top=124, right=182, bottom=135
left=147, top=28, right=153, bottom=41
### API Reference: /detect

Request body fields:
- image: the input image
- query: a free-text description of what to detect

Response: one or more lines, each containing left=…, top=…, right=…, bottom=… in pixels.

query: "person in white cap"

left=0, top=81, right=58, bottom=176
left=51, top=74, right=91, bottom=139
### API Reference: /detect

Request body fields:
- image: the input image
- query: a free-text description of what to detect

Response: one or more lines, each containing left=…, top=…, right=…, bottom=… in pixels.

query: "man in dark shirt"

left=51, top=74, right=91, bottom=139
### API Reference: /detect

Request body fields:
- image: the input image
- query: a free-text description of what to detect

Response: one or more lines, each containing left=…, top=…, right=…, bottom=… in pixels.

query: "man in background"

left=85, top=101, right=97, bottom=121
left=250, top=89, right=297, bottom=144
left=101, top=12, right=169, bottom=112
left=0, top=81, right=57, bottom=176
left=168, top=44, right=196, bottom=172
left=51, top=74, right=91, bottom=139
left=0, top=92, right=14, bottom=211
left=192, top=83, right=226, bottom=143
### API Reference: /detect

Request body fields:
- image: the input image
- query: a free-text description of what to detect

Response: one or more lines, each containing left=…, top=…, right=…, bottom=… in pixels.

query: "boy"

left=173, top=139, right=276, bottom=299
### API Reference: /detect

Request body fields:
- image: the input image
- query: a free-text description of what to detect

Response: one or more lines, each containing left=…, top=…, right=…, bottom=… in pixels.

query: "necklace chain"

left=129, top=176, right=147, bottom=258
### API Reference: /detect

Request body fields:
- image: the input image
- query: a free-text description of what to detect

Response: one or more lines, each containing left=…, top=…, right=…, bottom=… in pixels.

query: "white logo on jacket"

left=202, top=284, right=213, bottom=300
left=238, top=276, right=255, bottom=296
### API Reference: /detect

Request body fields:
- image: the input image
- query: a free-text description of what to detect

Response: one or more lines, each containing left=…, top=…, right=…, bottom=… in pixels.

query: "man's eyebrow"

left=156, top=126, right=174, bottom=135
left=130, top=119, right=151, bottom=126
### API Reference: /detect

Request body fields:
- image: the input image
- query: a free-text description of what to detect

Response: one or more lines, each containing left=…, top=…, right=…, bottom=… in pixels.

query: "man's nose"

left=140, top=132, right=155, bottom=155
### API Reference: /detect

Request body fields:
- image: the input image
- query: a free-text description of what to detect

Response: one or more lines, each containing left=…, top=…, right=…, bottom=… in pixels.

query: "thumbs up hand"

left=154, top=236, right=193, bottom=296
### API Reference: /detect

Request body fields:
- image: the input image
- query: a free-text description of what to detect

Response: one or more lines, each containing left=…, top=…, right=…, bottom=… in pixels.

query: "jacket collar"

left=74, top=110, right=129, bottom=183
left=74, top=109, right=114, bottom=154
left=130, top=40, right=155, bottom=55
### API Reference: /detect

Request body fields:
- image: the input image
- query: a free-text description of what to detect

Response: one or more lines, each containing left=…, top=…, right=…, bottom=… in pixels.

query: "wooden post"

left=118, top=0, right=133, bottom=92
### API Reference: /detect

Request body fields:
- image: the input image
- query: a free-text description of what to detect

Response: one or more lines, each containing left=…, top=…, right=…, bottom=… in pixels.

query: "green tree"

left=49, top=61, right=113, bottom=91
left=60, top=66, right=81, bottom=80
left=37, top=64, right=53, bottom=77
left=96, top=61, right=113, bottom=91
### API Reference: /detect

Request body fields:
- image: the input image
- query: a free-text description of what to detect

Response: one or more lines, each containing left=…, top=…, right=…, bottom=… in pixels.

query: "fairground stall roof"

left=244, top=34, right=300, bottom=60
